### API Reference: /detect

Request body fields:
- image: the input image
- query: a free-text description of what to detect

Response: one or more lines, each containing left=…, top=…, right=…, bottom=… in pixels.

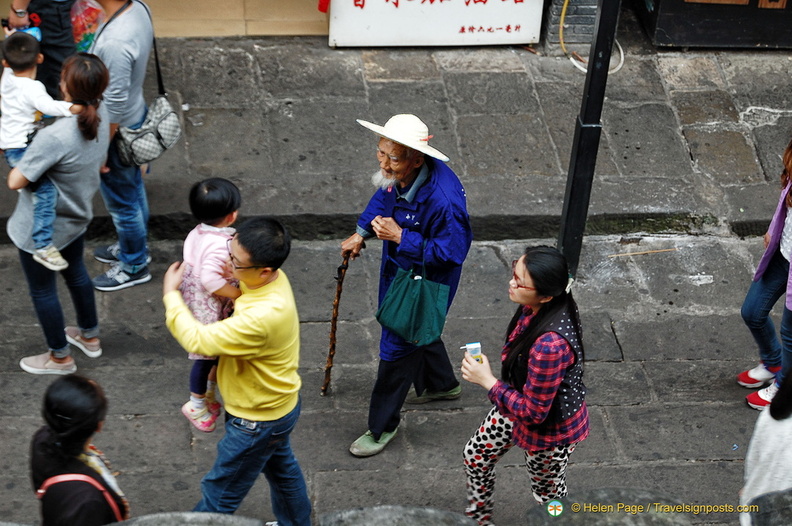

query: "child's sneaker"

left=33, top=245, right=68, bottom=271
left=205, top=396, right=222, bottom=417
left=181, top=401, right=217, bottom=432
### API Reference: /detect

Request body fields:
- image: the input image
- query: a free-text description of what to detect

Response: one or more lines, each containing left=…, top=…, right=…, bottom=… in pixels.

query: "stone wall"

left=545, top=0, right=598, bottom=44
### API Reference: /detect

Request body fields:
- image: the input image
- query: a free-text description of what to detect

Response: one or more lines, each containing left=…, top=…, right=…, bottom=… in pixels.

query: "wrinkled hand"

left=371, top=215, right=402, bottom=244
left=461, top=351, right=498, bottom=391
left=163, top=261, right=185, bottom=295
left=341, top=233, right=365, bottom=260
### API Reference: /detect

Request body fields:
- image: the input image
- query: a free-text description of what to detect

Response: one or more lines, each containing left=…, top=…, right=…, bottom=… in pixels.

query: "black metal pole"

left=556, top=0, right=622, bottom=277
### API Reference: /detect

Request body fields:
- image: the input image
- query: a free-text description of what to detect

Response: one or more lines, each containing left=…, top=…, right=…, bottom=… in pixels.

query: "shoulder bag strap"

left=37, top=473, right=124, bottom=522
left=90, top=0, right=132, bottom=50
left=92, top=0, right=165, bottom=96
left=133, top=0, right=165, bottom=96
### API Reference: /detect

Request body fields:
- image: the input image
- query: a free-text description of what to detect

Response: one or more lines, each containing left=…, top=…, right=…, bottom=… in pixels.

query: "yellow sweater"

left=164, top=271, right=301, bottom=421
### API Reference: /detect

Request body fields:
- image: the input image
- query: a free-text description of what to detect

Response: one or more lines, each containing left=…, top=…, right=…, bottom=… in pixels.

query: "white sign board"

left=329, top=0, right=543, bottom=47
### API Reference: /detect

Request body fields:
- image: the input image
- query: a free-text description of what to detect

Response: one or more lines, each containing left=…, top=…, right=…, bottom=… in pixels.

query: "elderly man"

left=342, top=114, right=473, bottom=457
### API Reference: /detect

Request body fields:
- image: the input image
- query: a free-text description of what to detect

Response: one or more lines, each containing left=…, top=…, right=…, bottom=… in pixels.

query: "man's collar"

left=395, top=163, right=429, bottom=203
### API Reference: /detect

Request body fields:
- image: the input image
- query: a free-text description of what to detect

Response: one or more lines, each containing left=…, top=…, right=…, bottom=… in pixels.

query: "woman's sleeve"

left=488, top=332, right=574, bottom=425
left=15, top=131, right=63, bottom=184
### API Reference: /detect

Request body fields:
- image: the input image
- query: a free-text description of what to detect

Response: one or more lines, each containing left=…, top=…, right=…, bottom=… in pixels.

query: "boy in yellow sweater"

left=163, top=216, right=311, bottom=525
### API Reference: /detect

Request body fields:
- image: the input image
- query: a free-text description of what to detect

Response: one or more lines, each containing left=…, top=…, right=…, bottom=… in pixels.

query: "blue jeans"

left=741, top=249, right=792, bottom=384
left=194, top=399, right=312, bottom=525
left=100, top=119, right=149, bottom=273
left=5, top=148, right=56, bottom=248
left=18, top=235, right=98, bottom=358
left=31, top=177, right=58, bottom=250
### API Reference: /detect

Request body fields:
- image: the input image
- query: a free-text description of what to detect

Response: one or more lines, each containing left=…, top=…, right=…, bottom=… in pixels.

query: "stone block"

left=684, top=129, right=763, bottom=185
left=580, top=311, right=622, bottom=362
left=444, top=71, right=539, bottom=117
left=719, top=53, right=792, bottom=110
left=535, top=81, right=619, bottom=176
left=362, top=50, right=441, bottom=81
left=434, top=48, right=526, bottom=73
left=750, top=114, right=792, bottom=184
left=585, top=362, right=651, bottom=406
left=657, top=56, right=725, bottom=91
left=603, top=103, right=693, bottom=179
left=568, top=463, right=743, bottom=524
left=456, top=114, right=560, bottom=178
left=295, top=411, right=407, bottom=472
left=571, top=407, right=620, bottom=463
left=319, top=506, right=475, bottom=526
left=311, top=467, right=465, bottom=519
left=169, top=41, right=264, bottom=108
left=646, top=361, right=759, bottom=404
left=616, top=314, right=756, bottom=362
left=253, top=43, right=365, bottom=101
left=671, top=90, right=739, bottom=126
left=605, top=402, right=755, bottom=461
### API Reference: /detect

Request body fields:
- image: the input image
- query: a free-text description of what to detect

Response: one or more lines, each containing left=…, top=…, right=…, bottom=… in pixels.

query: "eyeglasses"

left=227, top=239, right=266, bottom=270
left=376, top=147, right=403, bottom=164
left=511, top=260, right=537, bottom=291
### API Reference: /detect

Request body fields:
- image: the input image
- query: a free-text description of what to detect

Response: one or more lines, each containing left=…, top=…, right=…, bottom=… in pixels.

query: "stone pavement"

left=1, top=3, right=792, bottom=525
left=0, top=235, right=768, bottom=525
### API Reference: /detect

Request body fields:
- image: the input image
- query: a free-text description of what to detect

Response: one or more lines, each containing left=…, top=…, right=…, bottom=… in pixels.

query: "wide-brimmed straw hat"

left=357, top=114, right=449, bottom=162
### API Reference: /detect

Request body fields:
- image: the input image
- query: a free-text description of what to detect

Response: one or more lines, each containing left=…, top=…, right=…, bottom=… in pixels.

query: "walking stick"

left=321, top=253, right=350, bottom=396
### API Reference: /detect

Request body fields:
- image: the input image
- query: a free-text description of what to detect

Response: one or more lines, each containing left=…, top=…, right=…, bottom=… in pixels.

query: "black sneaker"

left=94, top=242, right=152, bottom=265
left=93, top=263, right=151, bottom=292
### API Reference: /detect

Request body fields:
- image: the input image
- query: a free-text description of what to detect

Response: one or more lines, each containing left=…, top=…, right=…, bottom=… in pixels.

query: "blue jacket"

left=357, top=157, right=473, bottom=360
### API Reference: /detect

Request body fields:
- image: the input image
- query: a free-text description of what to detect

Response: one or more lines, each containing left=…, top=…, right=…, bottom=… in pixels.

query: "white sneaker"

left=747, top=382, right=779, bottom=410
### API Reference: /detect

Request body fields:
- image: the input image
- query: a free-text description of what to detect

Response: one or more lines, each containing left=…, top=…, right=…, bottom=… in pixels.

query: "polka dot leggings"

left=463, top=406, right=576, bottom=526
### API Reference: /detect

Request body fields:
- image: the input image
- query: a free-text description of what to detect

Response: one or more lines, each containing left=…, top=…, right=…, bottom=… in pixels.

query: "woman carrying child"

left=179, top=178, right=242, bottom=432
left=7, top=52, right=109, bottom=375
left=461, top=246, right=589, bottom=525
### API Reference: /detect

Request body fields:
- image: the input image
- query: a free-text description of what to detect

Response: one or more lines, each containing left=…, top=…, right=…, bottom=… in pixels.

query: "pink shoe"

left=181, top=401, right=217, bottom=432
left=206, top=398, right=222, bottom=417
left=65, top=326, right=102, bottom=358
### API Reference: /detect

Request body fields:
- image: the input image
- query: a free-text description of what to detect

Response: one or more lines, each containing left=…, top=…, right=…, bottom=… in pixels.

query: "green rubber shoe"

left=406, top=384, right=462, bottom=404
left=349, top=428, right=398, bottom=457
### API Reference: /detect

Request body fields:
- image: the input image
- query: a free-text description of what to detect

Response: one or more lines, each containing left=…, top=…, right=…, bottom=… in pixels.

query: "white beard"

left=371, top=170, right=395, bottom=190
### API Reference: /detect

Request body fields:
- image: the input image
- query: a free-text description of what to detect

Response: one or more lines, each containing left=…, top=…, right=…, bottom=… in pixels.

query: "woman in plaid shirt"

left=461, top=246, right=589, bottom=525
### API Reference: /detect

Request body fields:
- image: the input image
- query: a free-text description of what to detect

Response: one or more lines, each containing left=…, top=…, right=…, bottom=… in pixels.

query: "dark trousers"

left=29, top=0, right=76, bottom=98
left=367, top=339, right=459, bottom=438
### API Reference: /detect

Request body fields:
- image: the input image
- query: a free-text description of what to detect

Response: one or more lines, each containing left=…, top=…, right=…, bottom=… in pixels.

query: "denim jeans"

left=18, top=235, right=98, bottom=358
left=741, top=249, right=792, bottom=384
left=30, top=177, right=58, bottom=250
left=4, top=147, right=25, bottom=167
left=194, top=399, right=312, bottom=525
left=100, top=118, right=149, bottom=273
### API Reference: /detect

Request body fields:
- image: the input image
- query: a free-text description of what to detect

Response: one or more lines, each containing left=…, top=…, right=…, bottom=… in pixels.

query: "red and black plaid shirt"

left=488, top=306, right=589, bottom=451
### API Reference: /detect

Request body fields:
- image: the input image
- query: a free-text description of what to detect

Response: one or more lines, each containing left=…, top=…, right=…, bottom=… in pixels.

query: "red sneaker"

left=737, top=363, right=780, bottom=388
left=746, top=383, right=779, bottom=410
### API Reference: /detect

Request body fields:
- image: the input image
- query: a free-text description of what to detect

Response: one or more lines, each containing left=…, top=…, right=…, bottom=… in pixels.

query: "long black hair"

left=501, top=246, right=583, bottom=389
left=41, top=375, right=108, bottom=461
